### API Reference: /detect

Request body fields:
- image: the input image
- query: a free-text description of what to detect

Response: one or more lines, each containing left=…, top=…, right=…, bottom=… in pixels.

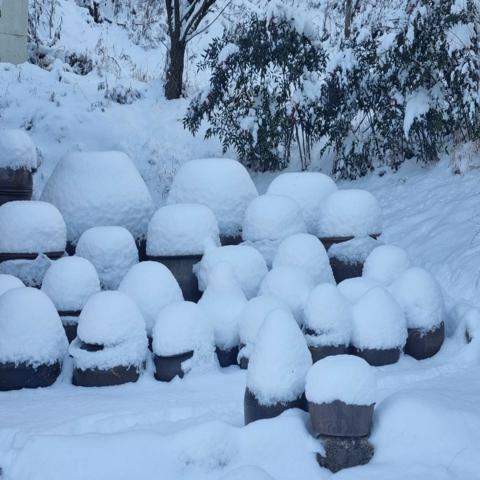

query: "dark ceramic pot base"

left=219, top=234, right=243, bottom=246
left=0, top=361, right=61, bottom=391
left=329, top=258, right=364, bottom=283
left=319, top=234, right=380, bottom=252
left=216, top=346, right=239, bottom=368
left=351, top=346, right=401, bottom=366
left=0, top=167, right=33, bottom=206
left=405, top=322, right=444, bottom=360
left=72, top=365, right=141, bottom=387
left=153, top=351, right=194, bottom=382
left=309, top=344, right=350, bottom=363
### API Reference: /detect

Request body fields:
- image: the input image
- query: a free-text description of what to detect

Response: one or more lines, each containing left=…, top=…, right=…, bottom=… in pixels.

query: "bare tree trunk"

left=344, top=0, right=353, bottom=38
left=165, top=38, right=186, bottom=100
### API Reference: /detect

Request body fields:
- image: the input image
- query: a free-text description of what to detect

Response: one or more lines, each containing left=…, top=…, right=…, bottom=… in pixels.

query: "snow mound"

left=0, top=287, right=67, bottom=365
left=118, top=261, right=183, bottom=335
left=76, top=226, right=139, bottom=290
left=152, top=301, right=215, bottom=371
left=337, top=277, right=380, bottom=303
left=147, top=204, right=220, bottom=256
left=198, top=263, right=246, bottom=350
left=328, top=236, right=380, bottom=263
left=247, top=309, right=312, bottom=406
left=267, top=172, right=337, bottom=233
left=0, top=201, right=66, bottom=253
left=351, top=287, right=407, bottom=350
left=305, top=355, right=376, bottom=405
left=167, top=158, right=258, bottom=236
left=41, top=256, right=100, bottom=312
left=304, top=284, right=352, bottom=347
left=0, top=274, right=24, bottom=297
left=0, top=129, right=38, bottom=170
left=272, top=233, right=334, bottom=284
left=260, top=266, right=315, bottom=324
left=389, top=268, right=444, bottom=330
left=363, top=245, right=411, bottom=285
left=317, top=189, right=382, bottom=238
left=195, top=245, right=267, bottom=299
left=218, top=466, right=275, bottom=480
left=41, top=151, right=154, bottom=243
left=0, top=255, right=53, bottom=288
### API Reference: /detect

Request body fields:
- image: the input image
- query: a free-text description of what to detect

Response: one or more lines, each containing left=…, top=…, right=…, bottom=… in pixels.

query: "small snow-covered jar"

left=0, top=129, right=38, bottom=206
left=69, top=291, right=148, bottom=387
left=0, top=287, right=68, bottom=391
left=317, top=190, right=382, bottom=251
left=362, top=244, right=411, bottom=286
left=0, top=201, right=67, bottom=286
left=245, top=309, right=312, bottom=424
left=146, top=204, right=220, bottom=302
left=76, top=226, right=138, bottom=290
left=167, top=158, right=258, bottom=245
left=0, top=274, right=24, bottom=297
left=152, top=301, right=215, bottom=382
left=41, top=256, right=101, bottom=342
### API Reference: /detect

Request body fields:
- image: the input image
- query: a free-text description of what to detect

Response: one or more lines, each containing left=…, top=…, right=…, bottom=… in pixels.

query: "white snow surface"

left=317, top=189, right=382, bottom=238
left=41, top=256, right=100, bottom=313
left=0, top=287, right=67, bottom=365
left=0, top=274, right=24, bottom=297
left=337, top=277, right=380, bottom=304
left=76, top=226, right=139, bottom=290
left=0, top=201, right=66, bottom=253
left=247, top=309, right=312, bottom=406
left=41, top=151, right=154, bottom=243
left=0, top=129, right=38, bottom=170
left=167, top=158, right=258, bottom=237
left=147, top=204, right=220, bottom=256
left=266, top=172, right=337, bottom=233
left=118, top=261, right=183, bottom=336
left=328, top=236, right=380, bottom=263
left=218, top=466, right=275, bottom=480
left=195, top=245, right=267, bottom=299
left=305, top=355, right=376, bottom=405
left=362, top=244, right=411, bottom=285
left=272, top=233, right=334, bottom=285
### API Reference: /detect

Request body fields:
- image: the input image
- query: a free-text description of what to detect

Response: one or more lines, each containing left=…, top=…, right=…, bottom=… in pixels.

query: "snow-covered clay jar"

left=350, top=287, right=407, bottom=366
left=0, top=274, right=24, bottom=297
left=0, top=129, right=38, bottom=206
left=76, top=226, right=139, bottom=290
left=0, top=201, right=67, bottom=286
left=305, top=355, right=376, bottom=472
left=0, top=287, right=68, bottom=391
left=40, top=151, right=154, bottom=254
left=119, top=261, right=183, bottom=343
left=167, top=158, right=258, bottom=245
left=152, top=301, right=214, bottom=382
left=198, top=263, right=246, bottom=367
left=69, top=291, right=148, bottom=387
left=146, top=204, right=220, bottom=302
left=328, top=236, right=380, bottom=283
left=389, top=268, right=445, bottom=360
left=267, top=172, right=337, bottom=234
left=242, top=194, right=307, bottom=266
left=303, top=284, right=351, bottom=362
left=41, top=256, right=101, bottom=342
left=317, top=189, right=382, bottom=251
left=362, top=245, right=411, bottom=286
left=245, top=309, right=312, bottom=424
left=195, top=244, right=267, bottom=300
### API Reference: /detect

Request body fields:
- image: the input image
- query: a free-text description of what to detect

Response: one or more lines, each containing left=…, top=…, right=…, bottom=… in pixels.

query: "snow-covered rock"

left=41, top=151, right=154, bottom=243
left=0, top=201, right=66, bottom=253
left=167, top=158, right=257, bottom=237
left=76, top=226, right=139, bottom=290
left=304, top=284, right=352, bottom=347
left=195, top=245, right=267, bottom=299
left=362, top=245, right=411, bottom=285
left=147, top=204, right=220, bottom=256
left=305, top=355, right=376, bottom=405
left=198, top=263, right=246, bottom=350
left=41, top=256, right=100, bottom=313
left=328, top=236, right=380, bottom=263
left=0, top=274, right=24, bottom=297
left=0, top=287, right=67, bottom=365
left=267, top=172, right=337, bottom=233
left=389, top=267, right=444, bottom=330
left=118, top=261, right=183, bottom=336
left=351, top=287, right=407, bottom=350
left=337, top=277, right=380, bottom=304
left=317, top=189, right=382, bottom=238
left=259, top=266, right=314, bottom=325
left=272, top=233, right=334, bottom=284
left=247, top=309, right=312, bottom=406
left=0, top=129, right=38, bottom=171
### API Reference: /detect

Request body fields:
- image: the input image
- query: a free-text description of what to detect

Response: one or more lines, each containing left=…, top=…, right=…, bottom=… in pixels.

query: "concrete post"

left=0, top=0, right=28, bottom=64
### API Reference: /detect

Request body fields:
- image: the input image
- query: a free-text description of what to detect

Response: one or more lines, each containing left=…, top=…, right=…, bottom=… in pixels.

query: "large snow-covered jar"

left=146, top=204, right=220, bottom=302
left=167, top=158, right=258, bottom=245
left=362, top=244, right=411, bottom=286
left=0, top=287, right=68, bottom=390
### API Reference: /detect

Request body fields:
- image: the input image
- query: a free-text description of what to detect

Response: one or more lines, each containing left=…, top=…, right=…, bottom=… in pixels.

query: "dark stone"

left=244, top=388, right=307, bottom=425
left=216, top=345, right=239, bottom=368
left=0, top=167, right=33, bottom=206
left=405, top=322, right=444, bottom=360
left=309, top=400, right=374, bottom=437
left=72, top=364, right=141, bottom=387
left=351, top=346, right=401, bottom=366
left=309, top=343, right=350, bottom=363
left=316, top=435, right=374, bottom=473
left=153, top=351, right=194, bottom=382
left=0, top=361, right=62, bottom=391
left=329, top=257, right=364, bottom=283
left=220, top=234, right=243, bottom=246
